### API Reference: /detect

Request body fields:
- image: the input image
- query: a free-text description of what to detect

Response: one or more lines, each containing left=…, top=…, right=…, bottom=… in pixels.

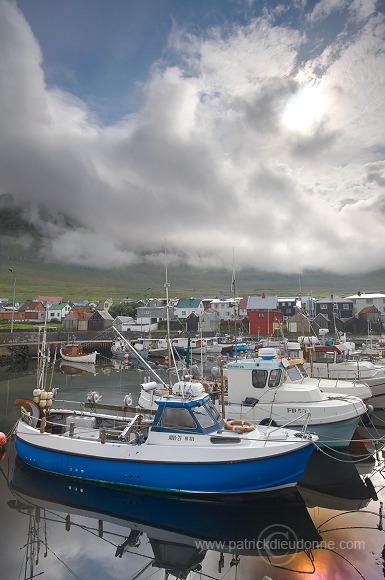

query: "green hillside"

left=0, top=194, right=383, bottom=301
left=0, top=254, right=384, bottom=302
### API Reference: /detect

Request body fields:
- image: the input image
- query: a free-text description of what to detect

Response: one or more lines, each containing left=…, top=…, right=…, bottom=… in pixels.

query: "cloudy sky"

left=1, top=0, right=385, bottom=275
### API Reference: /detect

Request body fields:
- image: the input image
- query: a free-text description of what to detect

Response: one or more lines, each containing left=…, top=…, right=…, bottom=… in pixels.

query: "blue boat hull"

left=14, top=437, right=314, bottom=495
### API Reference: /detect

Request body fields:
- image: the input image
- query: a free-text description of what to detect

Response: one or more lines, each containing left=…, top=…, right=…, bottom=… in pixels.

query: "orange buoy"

left=224, top=420, right=255, bottom=433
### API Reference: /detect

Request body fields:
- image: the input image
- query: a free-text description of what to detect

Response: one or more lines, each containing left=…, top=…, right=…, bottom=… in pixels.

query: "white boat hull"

left=60, top=349, right=97, bottom=364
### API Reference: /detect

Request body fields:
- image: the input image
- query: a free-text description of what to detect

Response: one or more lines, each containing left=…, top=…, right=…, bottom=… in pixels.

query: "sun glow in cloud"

left=282, top=83, right=329, bottom=134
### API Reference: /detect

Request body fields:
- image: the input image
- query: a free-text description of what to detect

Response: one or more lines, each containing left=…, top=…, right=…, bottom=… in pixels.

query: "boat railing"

left=264, top=411, right=312, bottom=441
left=25, top=406, right=149, bottom=444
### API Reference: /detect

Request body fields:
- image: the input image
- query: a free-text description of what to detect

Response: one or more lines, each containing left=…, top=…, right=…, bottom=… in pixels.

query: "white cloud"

left=0, top=0, right=385, bottom=275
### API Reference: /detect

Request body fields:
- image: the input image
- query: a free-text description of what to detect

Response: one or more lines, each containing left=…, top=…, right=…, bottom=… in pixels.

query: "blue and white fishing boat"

left=13, top=380, right=317, bottom=495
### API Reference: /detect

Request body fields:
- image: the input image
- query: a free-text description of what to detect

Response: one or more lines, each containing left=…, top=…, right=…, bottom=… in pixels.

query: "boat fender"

left=0, top=432, right=6, bottom=447
left=87, top=391, right=101, bottom=404
left=259, top=418, right=279, bottom=427
left=359, top=405, right=374, bottom=426
left=243, top=397, right=258, bottom=407
left=224, top=419, right=255, bottom=433
left=123, top=393, right=133, bottom=407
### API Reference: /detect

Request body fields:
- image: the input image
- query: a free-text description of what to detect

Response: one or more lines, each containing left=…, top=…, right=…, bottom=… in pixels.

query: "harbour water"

left=1, top=358, right=385, bottom=579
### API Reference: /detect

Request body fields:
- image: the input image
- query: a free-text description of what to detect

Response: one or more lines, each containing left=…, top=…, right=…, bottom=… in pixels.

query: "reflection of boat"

left=60, top=343, right=98, bottom=364
left=9, top=458, right=322, bottom=576
left=224, top=350, right=369, bottom=448
left=298, top=449, right=377, bottom=511
left=14, top=381, right=317, bottom=494
left=59, top=360, right=97, bottom=375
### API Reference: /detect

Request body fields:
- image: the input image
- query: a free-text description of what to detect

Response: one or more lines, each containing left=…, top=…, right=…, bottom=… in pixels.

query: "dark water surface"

left=1, top=359, right=385, bottom=579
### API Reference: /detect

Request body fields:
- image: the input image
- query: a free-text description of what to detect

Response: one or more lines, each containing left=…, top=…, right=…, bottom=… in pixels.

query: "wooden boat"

left=60, top=343, right=97, bottom=364
left=13, top=381, right=317, bottom=495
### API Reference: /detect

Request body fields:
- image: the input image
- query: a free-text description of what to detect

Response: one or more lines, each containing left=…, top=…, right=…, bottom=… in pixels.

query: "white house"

left=112, top=316, right=136, bottom=332
left=346, top=293, right=385, bottom=317
left=208, top=298, right=241, bottom=322
left=173, top=299, right=204, bottom=321
left=47, top=302, right=71, bottom=321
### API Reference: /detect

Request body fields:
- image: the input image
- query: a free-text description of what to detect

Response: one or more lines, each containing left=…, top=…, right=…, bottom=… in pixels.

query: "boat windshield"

left=204, top=399, right=222, bottom=422
left=158, top=407, right=197, bottom=430
left=192, top=404, right=218, bottom=429
left=296, top=363, right=309, bottom=378
left=286, top=365, right=303, bottom=381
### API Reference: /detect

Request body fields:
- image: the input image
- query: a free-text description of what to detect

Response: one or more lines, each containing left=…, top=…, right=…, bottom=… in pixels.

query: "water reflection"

left=9, top=457, right=321, bottom=579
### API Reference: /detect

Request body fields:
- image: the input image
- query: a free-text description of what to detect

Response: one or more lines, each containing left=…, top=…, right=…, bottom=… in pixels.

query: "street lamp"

left=8, top=269, right=16, bottom=333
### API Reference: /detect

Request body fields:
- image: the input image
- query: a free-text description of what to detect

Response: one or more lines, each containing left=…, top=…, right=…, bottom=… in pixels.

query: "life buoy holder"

left=224, top=419, right=255, bottom=433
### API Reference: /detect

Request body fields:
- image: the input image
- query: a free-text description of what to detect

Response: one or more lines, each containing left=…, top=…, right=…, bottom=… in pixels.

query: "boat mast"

left=231, top=249, right=238, bottom=360
left=164, top=240, right=173, bottom=390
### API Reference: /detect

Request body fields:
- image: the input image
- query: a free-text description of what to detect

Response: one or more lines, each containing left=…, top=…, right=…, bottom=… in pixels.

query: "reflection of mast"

left=7, top=501, right=48, bottom=580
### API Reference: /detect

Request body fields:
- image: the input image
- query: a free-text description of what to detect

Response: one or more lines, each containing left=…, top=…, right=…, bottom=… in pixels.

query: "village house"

left=277, top=297, right=297, bottom=320
left=95, top=298, right=114, bottom=312
left=246, top=294, right=283, bottom=335
left=62, top=309, right=92, bottom=331
left=37, top=296, right=65, bottom=307
left=346, top=292, right=385, bottom=319
left=208, top=298, right=240, bottom=322
left=199, top=310, right=221, bottom=333
left=87, top=310, right=114, bottom=331
left=112, top=316, right=136, bottom=332
left=314, top=295, right=354, bottom=320
left=18, top=300, right=46, bottom=322
left=47, top=302, right=71, bottom=322
left=136, top=299, right=174, bottom=326
left=344, top=305, right=383, bottom=334
left=173, top=298, right=204, bottom=322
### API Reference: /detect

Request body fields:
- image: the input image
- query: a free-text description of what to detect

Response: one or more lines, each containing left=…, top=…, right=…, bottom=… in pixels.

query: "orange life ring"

left=224, top=419, right=255, bottom=433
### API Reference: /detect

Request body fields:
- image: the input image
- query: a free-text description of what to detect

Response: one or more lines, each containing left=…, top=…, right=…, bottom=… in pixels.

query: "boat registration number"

left=287, top=407, right=307, bottom=413
left=168, top=434, right=195, bottom=441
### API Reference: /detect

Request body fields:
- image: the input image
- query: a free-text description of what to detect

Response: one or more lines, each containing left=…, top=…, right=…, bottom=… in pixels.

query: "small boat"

left=13, top=380, right=317, bottom=495
left=223, top=348, right=371, bottom=448
left=60, top=343, right=98, bottom=364
left=111, top=339, right=149, bottom=359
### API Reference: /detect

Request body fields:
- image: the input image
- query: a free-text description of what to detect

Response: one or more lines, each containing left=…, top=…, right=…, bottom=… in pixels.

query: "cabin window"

left=268, top=369, right=281, bottom=387
left=252, top=369, right=267, bottom=388
left=192, top=405, right=217, bottom=429
left=286, top=365, right=302, bottom=381
left=296, top=363, right=309, bottom=378
left=204, top=400, right=222, bottom=422
left=159, top=407, right=197, bottom=429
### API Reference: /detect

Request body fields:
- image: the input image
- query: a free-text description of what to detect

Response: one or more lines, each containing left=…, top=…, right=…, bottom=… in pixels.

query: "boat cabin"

left=225, top=352, right=310, bottom=405
left=151, top=394, right=224, bottom=434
